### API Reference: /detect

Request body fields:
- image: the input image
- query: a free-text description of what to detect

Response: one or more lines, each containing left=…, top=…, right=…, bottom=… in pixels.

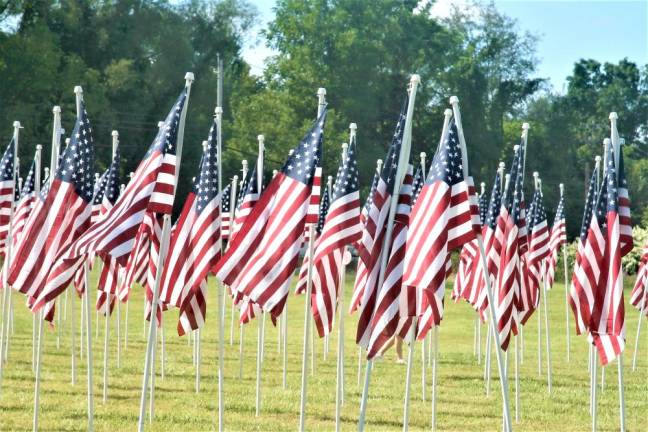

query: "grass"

left=0, top=270, right=646, bottom=431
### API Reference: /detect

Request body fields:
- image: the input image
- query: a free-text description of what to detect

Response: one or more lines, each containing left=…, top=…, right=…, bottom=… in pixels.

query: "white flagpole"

left=237, top=160, right=248, bottom=380
left=559, top=183, right=571, bottom=363
left=0, top=121, right=21, bottom=392
left=282, top=293, right=288, bottom=389
left=451, top=96, right=512, bottom=431
left=419, top=151, right=428, bottom=403
left=402, top=321, right=417, bottom=432
left=298, top=87, right=327, bottom=432
left=431, top=325, right=439, bottom=431
left=335, top=135, right=352, bottom=431
left=609, top=111, right=625, bottom=432
left=228, top=175, right=238, bottom=345
left=323, top=174, right=333, bottom=362
left=254, top=133, right=266, bottom=416
left=538, top=178, right=552, bottom=394
left=358, top=75, right=420, bottom=432
left=137, top=72, right=194, bottom=432
left=215, top=105, right=226, bottom=432
left=632, top=289, right=646, bottom=371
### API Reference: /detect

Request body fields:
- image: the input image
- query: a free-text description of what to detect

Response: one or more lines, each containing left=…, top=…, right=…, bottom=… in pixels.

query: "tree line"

left=0, top=0, right=646, bottom=237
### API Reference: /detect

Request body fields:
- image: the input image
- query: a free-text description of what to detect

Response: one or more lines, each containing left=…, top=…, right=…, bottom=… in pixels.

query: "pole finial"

left=349, top=123, right=357, bottom=132
left=513, top=145, right=520, bottom=151
left=609, top=112, right=618, bottom=120
left=184, top=72, right=195, bottom=86
left=12, top=121, right=21, bottom=129
left=111, top=130, right=119, bottom=138
left=449, top=96, right=459, bottom=105
left=202, top=140, right=208, bottom=151
left=410, top=74, right=421, bottom=85
left=233, top=175, right=239, bottom=181
left=52, top=106, right=61, bottom=114
left=498, top=162, right=505, bottom=170
left=73, top=86, right=83, bottom=96
left=36, top=144, right=43, bottom=151
left=533, top=171, right=539, bottom=178
left=443, top=108, right=453, bottom=117
left=257, top=135, right=265, bottom=144
left=342, top=142, right=348, bottom=151
left=420, top=151, right=426, bottom=160
left=522, top=122, right=530, bottom=130
left=595, top=155, right=602, bottom=162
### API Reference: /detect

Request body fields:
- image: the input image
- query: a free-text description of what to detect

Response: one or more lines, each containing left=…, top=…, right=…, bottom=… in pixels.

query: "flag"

left=478, top=184, right=489, bottom=226
left=402, top=119, right=480, bottom=340
left=221, top=183, right=231, bottom=241
left=412, top=162, right=424, bottom=204
left=230, top=164, right=260, bottom=243
left=9, top=157, right=36, bottom=251
left=569, top=164, right=600, bottom=334
left=0, top=137, right=16, bottom=258
left=365, top=166, right=413, bottom=358
left=587, top=144, right=627, bottom=365
left=349, top=162, right=381, bottom=314
left=310, top=139, right=361, bottom=337
left=8, top=102, right=95, bottom=311
left=630, top=242, right=648, bottom=315
left=353, top=100, right=407, bottom=348
left=159, top=117, right=222, bottom=335
left=215, top=110, right=326, bottom=320
left=522, top=187, right=549, bottom=324
left=494, top=144, right=525, bottom=350
left=38, top=89, right=187, bottom=307
left=617, top=149, right=633, bottom=255
left=545, top=193, right=566, bottom=288
left=95, top=146, right=122, bottom=316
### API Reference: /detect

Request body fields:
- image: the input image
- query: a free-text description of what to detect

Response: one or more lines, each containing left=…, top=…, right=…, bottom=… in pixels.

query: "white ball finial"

left=349, top=123, right=357, bottom=132
left=328, top=175, right=333, bottom=182
left=481, top=182, right=486, bottom=187
left=410, top=74, right=421, bottom=84
left=420, top=152, right=426, bottom=159
left=12, top=121, right=21, bottom=129
left=257, top=135, right=265, bottom=144
left=522, top=122, right=530, bottom=130
left=595, top=155, right=602, bottom=162
left=449, top=96, right=459, bottom=105
left=533, top=171, right=539, bottom=178
left=202, top=140, right=208, bottom=151
left=112, top=130, right=119, bottom=137
left=44, top=167, right=49, bottom=175
left=513, top=145, right=520, bottom=151
left=233, top=175, right=239, bottom=181
left=95, top=173, right=100, bottom=180
left=498, top=162, right=505, bottom=169
left=603, top=138, right=611, bottom=146
left=52, top=106, right=61, bottom=114
left=376, top=159, right=383, bottom=170
left=184, top=72, right=195, bottom=84
left=36, top=144, right=42, bottom=151
left=317, top=88, right=326, bottom=97
left=342, top=142, right=348, bottom=151
left=73, top=86, right=83, bottom=95
left=444, top=108, right=453, bottom=117
left=65, top=138, right=71, bottom=145
left=609, top=112, right=618, bottom=120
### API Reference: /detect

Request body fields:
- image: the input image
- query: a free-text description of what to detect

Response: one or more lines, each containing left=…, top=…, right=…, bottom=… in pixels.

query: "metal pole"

left=402, top=322, right=417, bottom=432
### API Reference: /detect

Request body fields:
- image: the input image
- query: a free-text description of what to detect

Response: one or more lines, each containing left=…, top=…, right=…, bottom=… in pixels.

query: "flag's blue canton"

left=237, top=165, right=258, bottom=208
left=527, top=189, right=539, bottom=231
left=282, top=109, right=326, bottom=185
left=20, top=161, right=35, bottom=200
left=485, top=171, right=502, bottom=229
left=412, top=164, right=424, bottom=203
left=596, top=145, right=618, bottom=232
left=579, top=166, right=599, bottom=241
left=93, top=172, right=108, bottom=205
left=380, top=97, right=408, bottom=195
left=502, top=142, right=524, bottom=213
left=427, top=120, right=465, bottom=186
left=553, top=196, right=565, bottom=225
left=332, top=138, right=359, bottom=202
left=531, top=191, right=547, bottom=227
left=618, top=144, right=628, bottom=191
left=364, top=169, right=380, bottom=214
left=221, top=183, right=231, bottom=213
left=56, top=102, right=95, bottom=202
left=193, top=125, right=220, bottom=215
left=479, top=184, right=489, bottom=226
left=103, top=146, right=121, bottom=206
left=0, top=138, right=15, bottom=182
left=145, top=90, right=187, bottom=158
left=317, top=185, right=330, bottom=234
left=509, top=150, right=525, bottom=224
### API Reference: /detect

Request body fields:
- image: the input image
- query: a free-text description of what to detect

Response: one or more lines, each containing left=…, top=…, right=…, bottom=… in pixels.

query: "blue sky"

left=242, top=0, right=648, bottom=90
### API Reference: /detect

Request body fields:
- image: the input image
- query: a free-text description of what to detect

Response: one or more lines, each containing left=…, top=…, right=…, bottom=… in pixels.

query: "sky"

left=242, top=0, right=648, bottom=90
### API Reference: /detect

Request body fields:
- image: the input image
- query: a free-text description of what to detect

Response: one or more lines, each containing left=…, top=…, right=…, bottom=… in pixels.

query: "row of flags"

left=0, top=76, right=639, bottom=408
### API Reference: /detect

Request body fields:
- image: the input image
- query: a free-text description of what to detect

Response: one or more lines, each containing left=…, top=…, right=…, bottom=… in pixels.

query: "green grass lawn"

left=0, top=271, right=646, bottom=431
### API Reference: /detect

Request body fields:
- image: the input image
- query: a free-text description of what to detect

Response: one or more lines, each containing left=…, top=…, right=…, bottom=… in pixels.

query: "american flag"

left=411, top=162, right=424, bottom=204
left=159, top=117, right=222, bottom=336
left=310, top=140, right=361, bottom=337
left=521, top=187, right=549, bottom=324
left=0, top=137, right=16, bottom=258
left=569, top=163, right=600, bottom=334
left=215, top=110, right=326, bottom=320
left=294, top=183, right=330, bottom=296
left=221, top=183, right=231, bottom=241
left=545, top=193, right=566, bottom=288
left=230, top=164, right=259, bottom=243
left=402, top=119, right=480, bottom=340
left=354, top=100, right=407, bottom=348
left=9, top=101, right=95, bottom=311
left=91, top=171, right=108, bottom=223
left=348, top=162, right=381, bottom=314
left=617, top=148, right=633, bottom=255
left=630, top=242, right=648, bottom=315
left=38, top=89, right=187, bottom=307
left=479, top=183, right=489, bottom=226
left=494, top=144, right=525, bottom=350
left=365, top=166, right=413, bottom=358
left=588, top=143, right=628, bottom=365
left=9, top=157, right=36, bottom=250
left=96, top=147, right=122, bottom=316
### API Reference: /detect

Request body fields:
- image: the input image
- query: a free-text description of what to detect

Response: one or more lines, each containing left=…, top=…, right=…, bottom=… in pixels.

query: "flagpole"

left=335, top=136, right=352, bottom=432
left=358, top=75, right=420, bottom=432
left=237, top=159, right=248, bottom=380
left=402, top=321, right=417, bottom=432
left=228, top=175, right=238, bottom=346
left=137, top=72, right=194, bottom=432
left=254, top=133, right=266, bottom=417
left=298, top=87, right=327, bottom=432
left=632, top=286, right=646, bottom=371
left=539, top=179, right=553, bottom=394
left=0, top=121, right=21, bottom=390
left=559, top=183, right=571, bottom=363
left=609, top=111, right=626, bottom=432
left=451, top=96, right=512, bottom=432
left=420, top=151, right=428, bottom=402
left=323, top=174, right=333, bottom=361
